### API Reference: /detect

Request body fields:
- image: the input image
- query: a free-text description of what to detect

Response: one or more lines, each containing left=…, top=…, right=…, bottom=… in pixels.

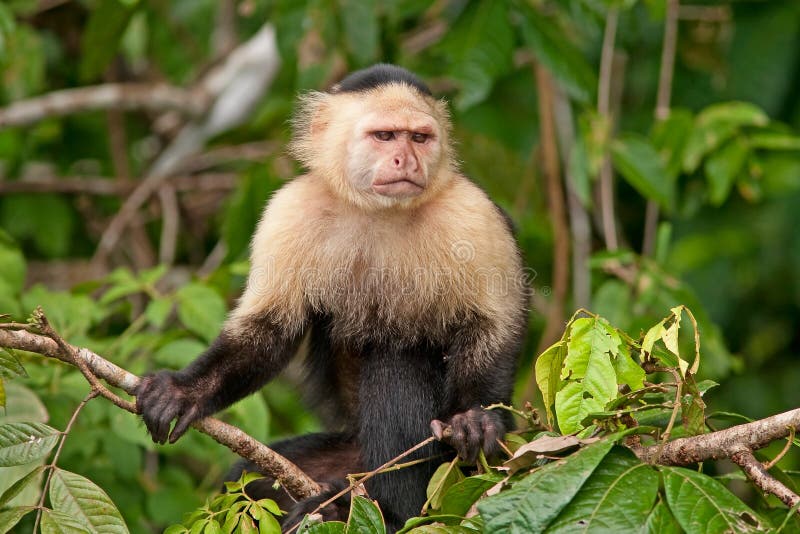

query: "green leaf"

left=478, top=440, right=614, bottom=533
left=0, top=422, right=59, bottom=466
left=514, top=4, right=596, bottom=103
left=534, top=340, right=567, bottom=426
left=338, top=0, right=378, bottom=67
left=555, top=318, right=619, bottom=434
left=49, top=468, right=129, bottom=533
left=0, top=506, right=34, bottom=534
left=662, top=466, right=768, bottom=533
left=611, top=135, right=673, bottom=210
left=154, top=339, right=206, bottom=370
left=644, top=500, right=681, bottom=534
left=347, top=496, right=386, bottom=534
left=442, top=0, right=514, bottom=110
left=40, top=508, right=92, bottom=534
left=440, top=474, right=502, bottom=517
left=651, top=109, right=694, bottom=179
left=749, top=132, right=800, bottom=150
left=610, top=342, right=645, bottom=392
left=0, top=348, right=27, bottom=379
left=176, top=284, right=227, bottom=342
left=545, top=447, right=659, bottom=532
left=426, top=461, right=465, bottom=511
left=0, top=464, right=44, bottom=507
left=0, top=241, right=25, bottom=294
left=145, top=297, right=173, bottom=329
left=300, top=521, right=346, bottom=533
left=682, top=102, right=769, bottom=173
left=704, top=137, right=750, bottom=206
left=641, top=320, right=666, bottom=357
left=1, top=195, right=75, bottom=258
left=80, top=1, right=138, bottom=81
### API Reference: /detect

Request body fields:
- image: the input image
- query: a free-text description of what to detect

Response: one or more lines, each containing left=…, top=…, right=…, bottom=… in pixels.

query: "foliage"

left=1, top=0, right=800, bottom=532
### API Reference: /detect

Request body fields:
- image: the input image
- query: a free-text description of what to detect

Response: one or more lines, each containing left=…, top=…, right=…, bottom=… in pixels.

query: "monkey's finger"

left=430, top=419, right=451, bottom=441
left=169, top=405, right=200, bottom=443
left=151, top=401, right=183, bottom=445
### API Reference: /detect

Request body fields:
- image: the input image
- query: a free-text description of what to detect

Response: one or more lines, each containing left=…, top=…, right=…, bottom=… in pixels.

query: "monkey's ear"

left=289, top=91, right=331, bottom=166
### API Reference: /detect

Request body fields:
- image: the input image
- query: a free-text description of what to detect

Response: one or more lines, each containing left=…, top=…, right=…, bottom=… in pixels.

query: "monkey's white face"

left=347, top=107, right=442, bottom=202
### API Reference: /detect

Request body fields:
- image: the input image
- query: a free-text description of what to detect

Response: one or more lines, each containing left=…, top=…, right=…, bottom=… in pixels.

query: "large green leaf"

left=544, top=447, right=659, bottom=533
left=611, top=135, right=673, bottom=210
left=534, top=340, right=567, bottom=426
left=704, top=136, right=750, bottom=206
left=478, top=440, right=614, bottom=533
left=49, top=468, right=129, bottom=533
left=662, top=466, right=768, bottom=533
left=176, top=284, right=227, bottom=343
left=0, top=422, right=59, bottom=466
left=441, top=0, right=514, bottom=110
left=555, top=318, right=618, bottom=434
left=347, top=496, right=386, bottom=534
left=514, top=3, right=596, bottom=103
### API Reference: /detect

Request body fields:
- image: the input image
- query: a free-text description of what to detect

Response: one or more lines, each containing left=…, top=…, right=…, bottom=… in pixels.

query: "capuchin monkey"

left=135, top=64, right=529, bottom=531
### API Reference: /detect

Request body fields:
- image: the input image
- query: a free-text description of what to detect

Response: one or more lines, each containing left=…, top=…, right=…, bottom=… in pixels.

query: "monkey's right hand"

left=135, top=371, right=204, bottom=445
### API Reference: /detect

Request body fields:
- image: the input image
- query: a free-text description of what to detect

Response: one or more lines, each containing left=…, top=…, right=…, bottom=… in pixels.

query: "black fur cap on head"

left=330, top=64, right=433, bottom=96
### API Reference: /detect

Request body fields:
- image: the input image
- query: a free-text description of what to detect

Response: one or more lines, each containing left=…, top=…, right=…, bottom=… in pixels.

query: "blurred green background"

left=1, top=0, right=799, bottom=531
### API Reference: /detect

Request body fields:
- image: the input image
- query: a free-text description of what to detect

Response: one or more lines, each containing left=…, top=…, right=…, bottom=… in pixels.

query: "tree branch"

left=0, top=173, right=238, bottom=195
left=0, top=84, right=207, bottom=129
left=0, top=326, right=321, bottom=500
left=637, top=408, right=800, bottom=465
left=730, top=447, right=800, bottom=511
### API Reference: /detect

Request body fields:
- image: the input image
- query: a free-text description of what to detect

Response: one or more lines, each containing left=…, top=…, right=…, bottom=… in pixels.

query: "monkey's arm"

left=136, top=316, right=305, bottom=444
left=438, top=312, right=526, bottom=462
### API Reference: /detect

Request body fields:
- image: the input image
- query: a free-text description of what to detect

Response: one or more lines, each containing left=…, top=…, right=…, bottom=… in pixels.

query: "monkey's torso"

left=230, top=172, right=527, bottom=426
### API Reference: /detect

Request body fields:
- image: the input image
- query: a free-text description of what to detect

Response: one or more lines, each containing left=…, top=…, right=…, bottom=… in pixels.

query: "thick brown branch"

left=0, top=84, right=208, bottom=129
left=637, top=408, right=800, bottom=465
left=0, top=327, right=321, bottom=500
left=730, top=447, right=800, bottom=512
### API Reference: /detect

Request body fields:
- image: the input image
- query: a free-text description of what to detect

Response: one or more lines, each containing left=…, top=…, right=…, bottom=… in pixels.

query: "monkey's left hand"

left=430, top=408, right=505, bottom=463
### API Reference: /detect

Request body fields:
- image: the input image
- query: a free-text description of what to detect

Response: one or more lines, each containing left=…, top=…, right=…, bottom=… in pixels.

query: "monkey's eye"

left=373, top=131, right=395, bottom=141
left=411, top=132, right=429, bottom=144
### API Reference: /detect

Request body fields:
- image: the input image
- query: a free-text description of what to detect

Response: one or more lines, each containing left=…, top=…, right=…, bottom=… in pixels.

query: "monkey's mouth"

left=372, top=177, right=425, bottom=197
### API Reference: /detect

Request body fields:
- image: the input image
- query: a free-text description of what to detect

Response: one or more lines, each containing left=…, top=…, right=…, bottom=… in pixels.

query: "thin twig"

left=533, top=63, right=570, bottom=355
left=286, top=436, right=438, bottom=534
left=32, top=391, right=99, bottom=533
left=598, top=8, right=620, bottom=251
left=643, top=0, right=680, bottom=257
left=763, top=427, right=795, bottom=471
left=158, top=184, right=180, bottom=266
